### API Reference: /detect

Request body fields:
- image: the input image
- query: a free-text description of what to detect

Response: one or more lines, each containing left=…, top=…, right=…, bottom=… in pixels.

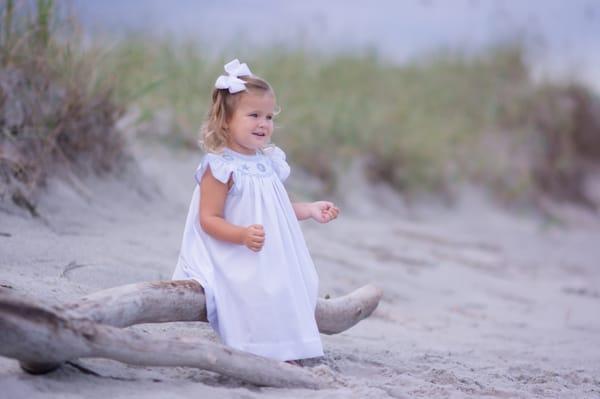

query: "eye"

left=249, top=113, right=258, bottom=118
left=266, top=115, right=273, bottom=120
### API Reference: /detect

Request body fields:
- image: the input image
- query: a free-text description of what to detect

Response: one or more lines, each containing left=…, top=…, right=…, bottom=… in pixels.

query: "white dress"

left=172, top=146, right=323, bottom=361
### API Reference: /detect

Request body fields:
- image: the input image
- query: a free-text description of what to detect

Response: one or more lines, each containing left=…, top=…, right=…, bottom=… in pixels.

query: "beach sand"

left=1, top=143, right=599, bottom=398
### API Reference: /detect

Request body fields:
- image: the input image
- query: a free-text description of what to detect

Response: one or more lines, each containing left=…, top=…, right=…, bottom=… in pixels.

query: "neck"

left=226, top=142, right=258, bottom=155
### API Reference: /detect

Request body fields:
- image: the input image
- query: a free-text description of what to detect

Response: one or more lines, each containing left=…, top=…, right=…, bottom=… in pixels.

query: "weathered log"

left=316, top=284, right=383, bottom=334
left=60, top=280, right=207, bottom=327
left=0, top=281, right=382, bottom=387
left=0, top=290, right=325, bottom=389
left=59, top=280, right=384, bottom=335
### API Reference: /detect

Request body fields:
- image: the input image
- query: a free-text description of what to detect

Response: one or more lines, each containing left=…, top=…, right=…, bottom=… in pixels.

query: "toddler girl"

left=172, top=59, right=340, bottom=362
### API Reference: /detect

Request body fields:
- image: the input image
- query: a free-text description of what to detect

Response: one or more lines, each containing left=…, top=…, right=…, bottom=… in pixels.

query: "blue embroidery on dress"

left=221, top=151, right=274, bottom=177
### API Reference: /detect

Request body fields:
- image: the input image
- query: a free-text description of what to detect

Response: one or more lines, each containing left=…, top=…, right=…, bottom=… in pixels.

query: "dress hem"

left=231, top=338, right=324, bottom=362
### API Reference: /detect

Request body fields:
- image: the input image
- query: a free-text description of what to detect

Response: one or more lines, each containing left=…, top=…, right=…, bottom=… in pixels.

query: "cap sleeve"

left=194, top=152, right=235, bottom=185
left=264, top=145, right=291, bottom=182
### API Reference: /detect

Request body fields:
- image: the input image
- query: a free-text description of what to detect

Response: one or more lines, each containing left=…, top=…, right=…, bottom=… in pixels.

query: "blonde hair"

left=200, top=75, right=276, bottom=153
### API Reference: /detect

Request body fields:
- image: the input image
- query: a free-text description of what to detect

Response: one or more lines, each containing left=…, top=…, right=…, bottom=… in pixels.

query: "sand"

left=1, top=143, right=599, bottom=398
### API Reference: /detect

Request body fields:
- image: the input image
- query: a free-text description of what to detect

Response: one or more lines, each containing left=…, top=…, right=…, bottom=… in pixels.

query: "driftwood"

left=0, top=280, right=383, bottom=389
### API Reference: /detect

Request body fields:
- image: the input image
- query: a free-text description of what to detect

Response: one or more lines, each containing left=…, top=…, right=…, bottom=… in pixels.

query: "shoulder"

left=262, top=145, right=290, bottom=182
left=195, top=151, right=236, bottom=184
left=262, top=145, right=287, bottom=161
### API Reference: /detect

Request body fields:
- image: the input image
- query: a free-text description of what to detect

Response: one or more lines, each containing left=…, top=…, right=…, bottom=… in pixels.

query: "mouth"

left=252, top=132, right=266, bottom=137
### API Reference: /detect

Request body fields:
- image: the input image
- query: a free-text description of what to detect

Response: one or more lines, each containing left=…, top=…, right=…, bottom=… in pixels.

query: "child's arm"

left=292, top=201, right=340, bottom=223
left=199, top=168, right=265, bottom=252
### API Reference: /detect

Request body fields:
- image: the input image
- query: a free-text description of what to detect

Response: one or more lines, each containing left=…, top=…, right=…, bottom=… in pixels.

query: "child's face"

left=225, top=91, right=275, bottom=155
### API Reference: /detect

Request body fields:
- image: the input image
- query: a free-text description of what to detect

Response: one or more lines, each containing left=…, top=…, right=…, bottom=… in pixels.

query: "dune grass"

left=0, top=0, right=125, bottom=210
left=103, top=37, right=600, bottom=205
left=106, top=42, right=528, bottom=185
left=2, top=1, right=598, bottom=209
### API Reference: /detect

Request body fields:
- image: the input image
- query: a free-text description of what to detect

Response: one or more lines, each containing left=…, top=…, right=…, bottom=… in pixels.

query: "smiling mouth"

left=252, top=132, right=266, bottom=137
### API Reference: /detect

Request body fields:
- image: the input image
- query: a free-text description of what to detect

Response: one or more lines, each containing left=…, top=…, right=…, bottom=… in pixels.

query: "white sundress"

left=172, top=146, right=323, bottom=361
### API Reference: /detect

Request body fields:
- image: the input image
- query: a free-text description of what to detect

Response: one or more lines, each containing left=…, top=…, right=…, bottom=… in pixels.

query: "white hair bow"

left=214, top=59, right=253, bottom=94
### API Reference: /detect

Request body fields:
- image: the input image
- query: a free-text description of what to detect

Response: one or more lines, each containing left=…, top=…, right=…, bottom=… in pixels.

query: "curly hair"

left=200, top=75, right=276, bottom=153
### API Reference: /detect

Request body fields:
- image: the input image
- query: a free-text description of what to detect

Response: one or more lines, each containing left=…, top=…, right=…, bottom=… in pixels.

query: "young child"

left=172, top=59, right=340, bottom=363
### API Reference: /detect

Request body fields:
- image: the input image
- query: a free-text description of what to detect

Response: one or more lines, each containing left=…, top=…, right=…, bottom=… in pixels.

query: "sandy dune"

left=1, top=143, right=599, bottom=398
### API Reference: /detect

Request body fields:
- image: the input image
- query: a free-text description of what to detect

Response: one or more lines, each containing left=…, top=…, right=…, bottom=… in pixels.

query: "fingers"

left=329, top=206, right=340, bottom=218
left=246, top=224, right=265, bottom=252
left=319, top=201, right=334, bottom=209
left=334, top=206, right=340, bottom=217
left=247, top=237, right=264, bottom=252
left=320, top=205, right=340, bottom=222
left=249, top=224, right=265, bottom=236
left=248, top=243, right=263, bottom=252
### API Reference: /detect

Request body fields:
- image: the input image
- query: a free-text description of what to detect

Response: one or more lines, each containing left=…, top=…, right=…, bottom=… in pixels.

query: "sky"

left=70, top=0, right=600, bottom=91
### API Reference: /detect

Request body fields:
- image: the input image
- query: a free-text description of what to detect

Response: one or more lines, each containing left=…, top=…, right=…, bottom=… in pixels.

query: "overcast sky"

left=70, top=0, right=600, bottom=91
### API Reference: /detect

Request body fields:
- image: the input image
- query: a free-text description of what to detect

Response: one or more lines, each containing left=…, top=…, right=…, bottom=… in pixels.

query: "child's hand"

left=309, top=201, right=340, bottom=224
left=242, top=224, right=265, bottom=252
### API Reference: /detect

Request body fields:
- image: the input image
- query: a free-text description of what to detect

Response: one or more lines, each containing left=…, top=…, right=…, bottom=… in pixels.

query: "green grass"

left=105, top=38, right=569, bottom=199
left=2, top=0, right=598, bottom=208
